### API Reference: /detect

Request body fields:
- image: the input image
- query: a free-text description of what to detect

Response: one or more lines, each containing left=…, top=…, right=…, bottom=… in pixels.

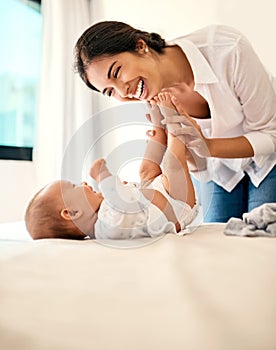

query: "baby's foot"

left=146, top=100, right=165, bottom=128
left=155, top=92, right=180, bottom=132
left=155, top=92, right=177, bottom=116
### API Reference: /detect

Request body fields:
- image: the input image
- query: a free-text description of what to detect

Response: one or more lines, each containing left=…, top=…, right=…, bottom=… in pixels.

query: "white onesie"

left=94, top=175, right=198, bottom=240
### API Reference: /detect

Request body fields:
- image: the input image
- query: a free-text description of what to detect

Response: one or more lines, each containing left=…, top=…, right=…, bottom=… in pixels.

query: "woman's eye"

left=107, top=89, right=113, bottom=97
left=113, top=66, right=121, bottom=78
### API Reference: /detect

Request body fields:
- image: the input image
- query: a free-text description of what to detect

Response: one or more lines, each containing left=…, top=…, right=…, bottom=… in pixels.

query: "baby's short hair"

left=25, top=185, right=86, bottom=240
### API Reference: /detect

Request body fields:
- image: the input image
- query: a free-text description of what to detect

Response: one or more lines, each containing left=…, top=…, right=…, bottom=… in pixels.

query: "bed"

left=1, top=220, right=276, bottom=350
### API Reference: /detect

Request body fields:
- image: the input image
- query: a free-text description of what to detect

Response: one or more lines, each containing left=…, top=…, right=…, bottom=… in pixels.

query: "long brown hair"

left=74, top=21, right=167, bottom=92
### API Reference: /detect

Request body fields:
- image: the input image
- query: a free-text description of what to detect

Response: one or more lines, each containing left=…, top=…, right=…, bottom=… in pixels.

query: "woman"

left=74, top=21, right=276, bottom=222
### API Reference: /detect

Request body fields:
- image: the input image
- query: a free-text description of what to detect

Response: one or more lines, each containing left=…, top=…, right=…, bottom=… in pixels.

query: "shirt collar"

left=168, top=37, right=218, bottom=87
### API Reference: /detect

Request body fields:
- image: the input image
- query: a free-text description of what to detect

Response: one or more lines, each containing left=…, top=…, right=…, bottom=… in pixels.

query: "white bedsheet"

left=1, top=221, right=276, bottom=350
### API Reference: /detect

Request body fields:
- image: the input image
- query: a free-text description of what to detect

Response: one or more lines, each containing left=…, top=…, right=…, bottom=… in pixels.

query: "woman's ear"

left=136, top=39, right=147, bottom=53
left=60, top=208, right=83, bottom=221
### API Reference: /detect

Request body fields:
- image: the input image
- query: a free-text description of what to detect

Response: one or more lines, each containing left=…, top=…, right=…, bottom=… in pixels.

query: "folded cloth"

left=243, top=203, right=276, bottom=229
left=224, top=203, right=276, bottom=237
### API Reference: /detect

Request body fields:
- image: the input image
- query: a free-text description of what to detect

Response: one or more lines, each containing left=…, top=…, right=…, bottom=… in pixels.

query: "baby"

left=25, top=93, right=199, bottom=240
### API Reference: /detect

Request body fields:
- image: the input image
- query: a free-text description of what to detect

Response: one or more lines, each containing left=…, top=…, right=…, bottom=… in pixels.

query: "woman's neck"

left=162, top=45, right=194, bottom=87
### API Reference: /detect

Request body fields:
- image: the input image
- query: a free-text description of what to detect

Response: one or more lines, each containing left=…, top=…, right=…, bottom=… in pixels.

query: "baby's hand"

left=89, top=158, right=112, bottom=183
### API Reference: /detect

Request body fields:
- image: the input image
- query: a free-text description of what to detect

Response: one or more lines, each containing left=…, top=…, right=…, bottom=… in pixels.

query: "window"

left=0, top=0, right=42, bottom=161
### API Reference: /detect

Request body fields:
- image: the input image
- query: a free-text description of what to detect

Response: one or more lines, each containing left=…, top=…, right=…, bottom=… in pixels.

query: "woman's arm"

left=162, top=32, right=276, bottom=160
left=162, top=100, right=255, bottom=158
left=207, top=136, right=254, bottom=158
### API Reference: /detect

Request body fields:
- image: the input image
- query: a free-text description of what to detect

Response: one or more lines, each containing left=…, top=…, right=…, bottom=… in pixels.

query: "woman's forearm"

left=207, top=136, right=254, bottom=158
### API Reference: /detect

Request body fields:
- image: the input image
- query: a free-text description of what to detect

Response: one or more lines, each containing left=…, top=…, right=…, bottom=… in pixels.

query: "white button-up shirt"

left=172, top=25, right=276, bottom=191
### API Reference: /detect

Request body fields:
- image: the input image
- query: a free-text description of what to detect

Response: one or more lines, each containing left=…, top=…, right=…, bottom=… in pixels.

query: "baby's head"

left=25, top=180, right=103, bottom=240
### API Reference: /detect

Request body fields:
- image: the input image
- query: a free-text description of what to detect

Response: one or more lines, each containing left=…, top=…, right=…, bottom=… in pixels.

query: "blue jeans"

left=192, top=165, right=276, bottom=222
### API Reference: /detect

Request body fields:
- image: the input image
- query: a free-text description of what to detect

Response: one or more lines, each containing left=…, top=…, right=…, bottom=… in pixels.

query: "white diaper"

left=148, top=175, right=199, bottom=232
left=146, top=202, right=176, bottom=237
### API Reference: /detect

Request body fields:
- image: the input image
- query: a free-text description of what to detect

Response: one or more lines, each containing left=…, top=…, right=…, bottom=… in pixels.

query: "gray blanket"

left=224, top=203, right=276, bottom=237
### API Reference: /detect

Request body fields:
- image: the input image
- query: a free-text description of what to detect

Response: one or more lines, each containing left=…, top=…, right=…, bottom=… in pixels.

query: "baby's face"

left=60, top=180, right=103, bottom=215
left=42, top=180, right=103, bottom=216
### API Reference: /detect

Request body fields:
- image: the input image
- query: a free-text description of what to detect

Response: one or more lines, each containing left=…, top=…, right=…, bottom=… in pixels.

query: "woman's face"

left=85, top=46, right=166, bottom=102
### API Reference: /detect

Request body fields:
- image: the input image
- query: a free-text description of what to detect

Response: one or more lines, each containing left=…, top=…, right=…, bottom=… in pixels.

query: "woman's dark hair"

left=74, top=21, right=167, bottom=92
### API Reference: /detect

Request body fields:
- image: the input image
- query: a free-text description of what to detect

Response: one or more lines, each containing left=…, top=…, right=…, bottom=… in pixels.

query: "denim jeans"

left=192, top=165, right=276, bottom=223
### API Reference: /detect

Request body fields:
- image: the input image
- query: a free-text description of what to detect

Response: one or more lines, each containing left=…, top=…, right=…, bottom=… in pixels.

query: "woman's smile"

left=85, top=49, right=162, bottom=102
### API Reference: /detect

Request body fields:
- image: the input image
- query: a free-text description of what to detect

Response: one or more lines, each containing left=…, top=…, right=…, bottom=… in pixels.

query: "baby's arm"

left=90, top=158, right=143, bottom=214
left=99, top=175, right=146, bottom=214
left=89, top=158, right=112, bottom=183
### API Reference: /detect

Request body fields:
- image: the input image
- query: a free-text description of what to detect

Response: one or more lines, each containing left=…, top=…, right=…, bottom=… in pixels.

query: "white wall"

left=216, top=0, right=276, bottom=75
left=1, top=0, right=276, bottom=222
left=0, top=160, right=36, bottom=222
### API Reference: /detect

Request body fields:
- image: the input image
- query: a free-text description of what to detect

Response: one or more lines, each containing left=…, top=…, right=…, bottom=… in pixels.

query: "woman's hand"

left=145, top=101, right=165, bottom=128
left=161, top=96, right=211, bottom=157
left=162, top=114, right=211, bottom=157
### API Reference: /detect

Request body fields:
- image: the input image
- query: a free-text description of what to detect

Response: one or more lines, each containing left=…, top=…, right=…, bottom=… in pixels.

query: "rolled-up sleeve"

left=244, top=129, right=275, bottom=155
left=234, top=34, right=276, bottom=157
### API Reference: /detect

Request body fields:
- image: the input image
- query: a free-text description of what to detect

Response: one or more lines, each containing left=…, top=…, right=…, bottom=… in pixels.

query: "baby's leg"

left=156, top=92, right=206, bottom=173
left=140, top=100, right=168, bottom=185
left=162, top=132, right=196, bottom=208
left=140, top=127, right=167, bottom=187
left=154, top=92, right=195, bottom=206
left=155, top=92, right=180, bottom=133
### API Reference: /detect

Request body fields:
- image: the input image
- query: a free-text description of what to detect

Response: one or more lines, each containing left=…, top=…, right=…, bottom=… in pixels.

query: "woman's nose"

left=115, top=81, right=129, bottom=98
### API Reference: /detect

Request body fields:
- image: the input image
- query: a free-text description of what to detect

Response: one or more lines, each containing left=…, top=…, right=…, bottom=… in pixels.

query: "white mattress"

left=1, top=221, right=276, bottom=350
